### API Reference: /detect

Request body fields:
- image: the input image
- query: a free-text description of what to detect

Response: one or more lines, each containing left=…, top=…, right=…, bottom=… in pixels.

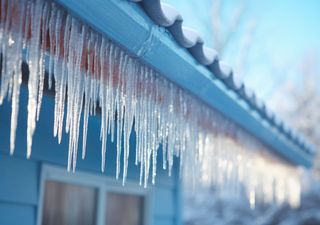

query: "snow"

left=0, top=0, right=306, bottom=208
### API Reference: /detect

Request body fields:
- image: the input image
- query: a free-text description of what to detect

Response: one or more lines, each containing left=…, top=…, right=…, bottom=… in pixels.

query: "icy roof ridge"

left=130, top=0, right=316, bottom=156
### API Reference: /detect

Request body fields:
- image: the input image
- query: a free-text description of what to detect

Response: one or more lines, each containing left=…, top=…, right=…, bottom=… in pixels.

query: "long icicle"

left=26, top=0, right=43, bottom=159
left=0, top=0, right=303, bottom=208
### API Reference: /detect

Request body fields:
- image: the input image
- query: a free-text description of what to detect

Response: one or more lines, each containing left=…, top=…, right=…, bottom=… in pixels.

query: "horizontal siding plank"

left=0, top=202, right=35, bottom=225
left=154, top=217, right=175, bottom=225
left=153, top=187, right=175, bottom=218
left=0, top=86, right=180, bottom=225
left=0, top=154, right=39, bottom=205
left=0, top=87, right=175, bottom=187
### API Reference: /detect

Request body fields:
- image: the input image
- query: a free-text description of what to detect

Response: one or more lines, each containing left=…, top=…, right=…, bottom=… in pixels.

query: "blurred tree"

left=211, top=0, right=320, bottom=160
left=290, top=54, right=320, bottom=146
left=211, top=0, right=256, bottom=77
left=269, top=51, right=320, bottom=171
left=273, top=53, right=320, bottom=146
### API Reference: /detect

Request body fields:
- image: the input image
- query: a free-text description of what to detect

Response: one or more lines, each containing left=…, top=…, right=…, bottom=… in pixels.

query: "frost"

left=0, top=0, right=303, bottom=208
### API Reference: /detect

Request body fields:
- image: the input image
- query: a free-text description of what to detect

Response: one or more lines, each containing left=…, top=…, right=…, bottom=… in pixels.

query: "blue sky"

left=163, top=0, right=320, bottom=101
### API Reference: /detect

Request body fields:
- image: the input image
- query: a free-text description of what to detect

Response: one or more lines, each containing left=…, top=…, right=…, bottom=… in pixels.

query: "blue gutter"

left=54, top=0, right=313, bottom=167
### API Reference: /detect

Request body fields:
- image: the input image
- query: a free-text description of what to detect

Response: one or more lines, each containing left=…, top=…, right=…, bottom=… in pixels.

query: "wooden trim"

left=37, top=164, right=152, bottom=225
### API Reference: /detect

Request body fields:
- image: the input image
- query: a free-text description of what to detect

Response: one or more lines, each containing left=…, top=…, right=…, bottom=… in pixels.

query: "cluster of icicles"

left=0, top=0, right=302, bottom=207
left=187, top=129, right=302, bottom=208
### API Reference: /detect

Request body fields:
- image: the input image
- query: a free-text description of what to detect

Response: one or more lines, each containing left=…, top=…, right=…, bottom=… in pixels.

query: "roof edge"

left=54, top=0, right=315, bottom=167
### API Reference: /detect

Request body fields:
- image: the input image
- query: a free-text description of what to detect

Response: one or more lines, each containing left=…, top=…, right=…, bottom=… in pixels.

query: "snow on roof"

left=130, top=0, right=316, bottom=156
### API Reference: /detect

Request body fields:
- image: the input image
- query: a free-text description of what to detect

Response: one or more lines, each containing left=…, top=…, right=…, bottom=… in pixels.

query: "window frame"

left=37, top=164, right=153, bottom=225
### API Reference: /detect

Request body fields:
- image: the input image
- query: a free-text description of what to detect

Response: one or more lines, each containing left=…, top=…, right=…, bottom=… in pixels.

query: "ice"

left=0, top=0, right=27, bottom=154
left=0, top=0, right=303, bottom=208
left=35, top=1, right=50, bottom=121
left=25, top=0, right=44, bottom=159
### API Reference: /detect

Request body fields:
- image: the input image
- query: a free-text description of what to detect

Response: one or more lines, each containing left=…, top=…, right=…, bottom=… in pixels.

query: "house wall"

left=0, top=87, right=181, bottom=225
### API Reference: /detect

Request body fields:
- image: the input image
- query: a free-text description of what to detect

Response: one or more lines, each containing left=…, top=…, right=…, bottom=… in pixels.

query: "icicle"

left=82, top=73, right=91, bottom=160
left=0, top=0, right=12, bottom=105
left=115, top=48, right=124, bottom=180
left=47, top=3, right=56, bottom=90
left=100, top=39, right=111, bottom=172
left=54, top=14, right=71, bottom=144
left=26, top=0, right=44, bottom=159
left=8, top=0, right=27, bottom=155
left=36, top=1, right=49, bottom=121
left=68, top=22, right=86, bottom=172
left=0, top=0, right=303, bottom=208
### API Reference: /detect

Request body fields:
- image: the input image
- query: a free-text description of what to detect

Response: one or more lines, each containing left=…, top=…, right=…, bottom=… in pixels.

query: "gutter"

left=54, top=0, right=314, bottom=167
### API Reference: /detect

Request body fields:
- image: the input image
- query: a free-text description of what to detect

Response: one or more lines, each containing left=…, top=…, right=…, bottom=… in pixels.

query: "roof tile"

left=129, top=0, right=316, bottom=155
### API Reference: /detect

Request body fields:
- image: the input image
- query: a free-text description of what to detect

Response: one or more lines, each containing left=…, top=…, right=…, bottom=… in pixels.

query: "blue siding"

left=0, top=155, right=38, bottom=225
left=0, top=202, right=36, bottom=225
left=153, top=188, right=176, bottom=218
left=154, top=218, right=175, bottom=225
left=0, top=155, right=39, bottom=205
left=0, top=88, right=180, bottom=225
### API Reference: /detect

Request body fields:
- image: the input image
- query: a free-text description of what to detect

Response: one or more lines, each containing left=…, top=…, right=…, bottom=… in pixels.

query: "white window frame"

left=37, top=164, right=153, bottom=225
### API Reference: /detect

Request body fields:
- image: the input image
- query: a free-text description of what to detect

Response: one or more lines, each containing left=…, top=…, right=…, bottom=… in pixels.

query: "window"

left=42, top=181, right=98, bottom=225
left=38, top=165, right=151, bottom=225
left=105, top=192, right=144, bottom=225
